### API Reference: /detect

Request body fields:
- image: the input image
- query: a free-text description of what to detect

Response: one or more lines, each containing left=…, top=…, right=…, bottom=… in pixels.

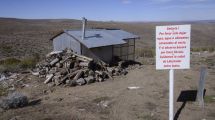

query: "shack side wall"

left=113, top=38, right=135, bottom=61
left=53, top=33, right=81, bottom=54
left=82, top=45, right=113, bottom=63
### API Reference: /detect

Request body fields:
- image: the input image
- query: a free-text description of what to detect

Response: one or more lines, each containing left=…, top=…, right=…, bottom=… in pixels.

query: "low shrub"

left=0, top=58, right=21, bottom=66
left=191, top=48, right=201, bottom=52
left=0, top=85, right=7, bottom=96
left=0, top=58, right=21, bottom=72
left=20, top=57, right=37, bottom=69
left=0, top=55, right=39, bottom=72
left=0, top=45, right=13, bottom=53
left=208, top=47, right=215, bottom=53
left=191, top=47, right=215, bottom=53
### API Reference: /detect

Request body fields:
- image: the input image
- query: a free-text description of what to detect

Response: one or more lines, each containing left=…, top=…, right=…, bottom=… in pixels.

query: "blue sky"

left=0, top=0, right=215, bottom=21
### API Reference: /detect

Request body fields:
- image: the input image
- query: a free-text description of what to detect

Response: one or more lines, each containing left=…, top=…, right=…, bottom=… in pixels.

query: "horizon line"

left=0, top=17, right=215, bottom=23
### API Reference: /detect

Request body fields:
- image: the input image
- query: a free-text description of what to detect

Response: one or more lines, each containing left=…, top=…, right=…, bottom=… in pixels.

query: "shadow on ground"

left=174, top=89, right=206, bottom=120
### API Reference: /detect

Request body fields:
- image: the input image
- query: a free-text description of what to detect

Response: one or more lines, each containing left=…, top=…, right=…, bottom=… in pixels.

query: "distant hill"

left=0, top=18, right=215, bottom=58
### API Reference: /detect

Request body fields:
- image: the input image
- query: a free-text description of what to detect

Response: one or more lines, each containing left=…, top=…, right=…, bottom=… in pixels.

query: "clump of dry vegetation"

left=191, top=47, right=215, bottom=52
left=0, top=54, right=40, bottom=72
left=0, top=18, right=215, bottom=59
left=0, top=58, right=21, bottom=72
left=205, top=95, right=215, bottom=103
left=0, top=85, right=8, bottom=96
left=0, top=45, right=13, bottom=54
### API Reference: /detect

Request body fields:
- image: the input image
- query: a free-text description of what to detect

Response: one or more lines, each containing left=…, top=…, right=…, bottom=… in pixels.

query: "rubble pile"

left=32, top=49, right=128, bottom=87
left=0, top=92, right=28, bottom=110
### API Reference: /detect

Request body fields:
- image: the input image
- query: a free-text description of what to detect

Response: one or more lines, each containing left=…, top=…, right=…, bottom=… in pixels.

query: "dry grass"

left=0, top=18, right=215, bottom=59
left=0, top=85, right=8, bottom=96
left=191, top=47, right=215, bottom=52
left=205, top=95, right=215, bottom=103
left=0, top=55, right=39, bottom=72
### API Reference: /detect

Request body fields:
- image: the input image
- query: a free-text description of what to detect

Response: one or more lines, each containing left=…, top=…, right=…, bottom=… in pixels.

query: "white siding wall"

left=53, top=33, right=81, bottom=54
left=53, top=33, right=115, bottom=63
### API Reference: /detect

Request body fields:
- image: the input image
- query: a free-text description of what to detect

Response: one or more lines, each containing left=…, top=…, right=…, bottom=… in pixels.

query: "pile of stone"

left=32, top=49, right=128, bottom=87
left=0, top=92, right=28, bottom=110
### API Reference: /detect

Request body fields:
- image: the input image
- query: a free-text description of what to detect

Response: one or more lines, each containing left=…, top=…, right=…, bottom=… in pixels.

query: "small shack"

left=50, top=18, right=139, bottom=63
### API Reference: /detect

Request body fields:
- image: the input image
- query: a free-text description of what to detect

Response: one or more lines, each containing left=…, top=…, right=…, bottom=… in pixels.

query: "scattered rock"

left=0, top=92, right=28, bottom=110
left=0, top=74, right=6, bottom=82
left=97, top=100, right=111, bottom=108
left=85, top=76, right=95, bottom=84
left=127, top=86, right=140, bottom=90
left=76, top=78, right=86, bottom=86
left=54, top=98, right=63, bottom=102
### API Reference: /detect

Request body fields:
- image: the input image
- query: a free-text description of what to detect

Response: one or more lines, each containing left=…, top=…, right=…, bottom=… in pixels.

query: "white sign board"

left=156, top=25, right=191, bottom=70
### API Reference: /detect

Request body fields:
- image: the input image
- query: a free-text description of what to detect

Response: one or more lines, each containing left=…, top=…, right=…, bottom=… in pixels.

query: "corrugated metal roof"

left=65, top=29, right=138, bottom=48
left=106, top=29, right=139, bottom=40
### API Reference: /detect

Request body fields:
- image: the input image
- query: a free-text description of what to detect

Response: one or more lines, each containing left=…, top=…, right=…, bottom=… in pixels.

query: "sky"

left=0, top=0, right=215, bottom=21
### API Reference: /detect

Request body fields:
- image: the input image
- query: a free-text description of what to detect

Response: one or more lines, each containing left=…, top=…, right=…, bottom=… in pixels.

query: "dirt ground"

left=0, top=52, right=215, bottom=120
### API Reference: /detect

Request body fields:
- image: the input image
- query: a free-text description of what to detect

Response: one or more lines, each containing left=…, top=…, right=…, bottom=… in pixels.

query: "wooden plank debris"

left=33, top=49, right=130, bottom=87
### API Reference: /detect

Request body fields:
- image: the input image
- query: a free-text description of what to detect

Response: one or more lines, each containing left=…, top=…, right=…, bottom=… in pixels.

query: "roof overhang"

left=49, top=30, right=64, bottom=41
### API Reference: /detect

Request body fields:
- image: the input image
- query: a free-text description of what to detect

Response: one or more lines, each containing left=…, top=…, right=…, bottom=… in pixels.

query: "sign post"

left=169, top=69, right=174, bottom=120
left=156, top=25, right=191, bottom=120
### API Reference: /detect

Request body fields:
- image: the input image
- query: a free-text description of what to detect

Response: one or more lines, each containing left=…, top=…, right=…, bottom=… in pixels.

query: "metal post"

left=133, top=38, right=135, bottom=60
left=169, top=69, right=174, bottom=120
left=82, top=17, right=87, bottom=40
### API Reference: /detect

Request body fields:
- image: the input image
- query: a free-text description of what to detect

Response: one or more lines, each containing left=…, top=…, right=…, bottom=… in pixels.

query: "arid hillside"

left=1, top=18, right=215, bottom=120
left=0, top=18, right=215, bottom=59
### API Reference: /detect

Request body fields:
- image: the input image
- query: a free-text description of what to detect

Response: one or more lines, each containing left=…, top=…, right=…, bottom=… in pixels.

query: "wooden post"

left=196, top=67, right=206, bottom=108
